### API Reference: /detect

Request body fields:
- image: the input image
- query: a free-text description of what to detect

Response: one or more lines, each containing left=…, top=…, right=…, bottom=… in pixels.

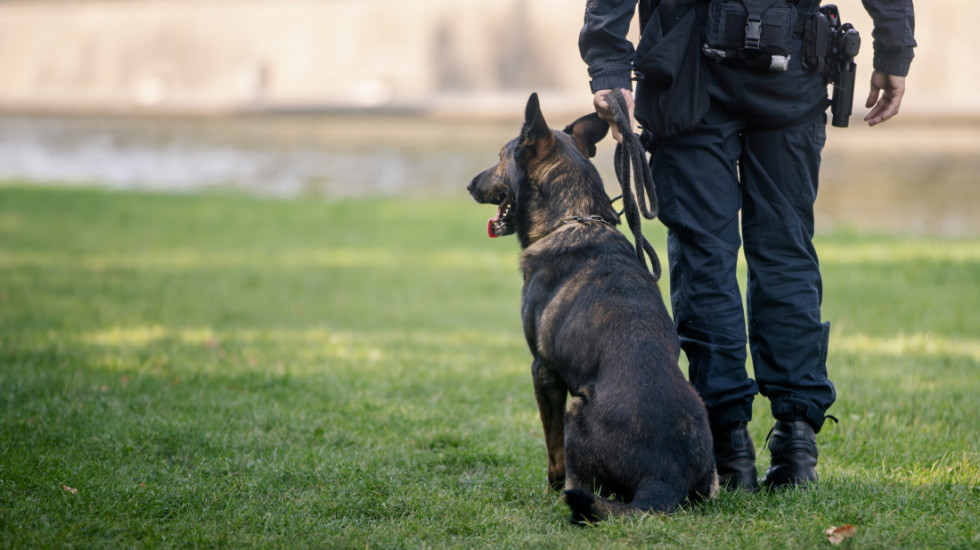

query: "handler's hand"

left=864, top=71, right=906, bottom=126
left=594, top=88, right=635, bottom=143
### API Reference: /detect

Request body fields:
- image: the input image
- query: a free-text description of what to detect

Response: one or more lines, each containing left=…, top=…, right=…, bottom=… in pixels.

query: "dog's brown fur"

left=467, top=94, right=717, bottom=522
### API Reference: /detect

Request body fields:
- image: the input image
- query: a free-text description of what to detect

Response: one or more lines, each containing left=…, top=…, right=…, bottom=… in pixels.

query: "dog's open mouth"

left=488, top=197, right=516, bottom=238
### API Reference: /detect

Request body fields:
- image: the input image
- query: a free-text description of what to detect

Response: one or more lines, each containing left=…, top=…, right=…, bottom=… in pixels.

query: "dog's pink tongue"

left=487, top=205, right=502, bottom=238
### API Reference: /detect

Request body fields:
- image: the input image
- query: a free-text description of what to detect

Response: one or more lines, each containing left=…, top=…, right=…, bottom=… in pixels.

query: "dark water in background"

left=0, top=113, right=977, bottom=236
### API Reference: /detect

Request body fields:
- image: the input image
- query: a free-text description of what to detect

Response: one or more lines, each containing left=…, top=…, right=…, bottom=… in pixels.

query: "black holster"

left=801, top=4, right=861, bottom=126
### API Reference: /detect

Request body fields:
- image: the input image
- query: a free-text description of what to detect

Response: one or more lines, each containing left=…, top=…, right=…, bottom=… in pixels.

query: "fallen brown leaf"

left=825, top=524, right=857, bottom=545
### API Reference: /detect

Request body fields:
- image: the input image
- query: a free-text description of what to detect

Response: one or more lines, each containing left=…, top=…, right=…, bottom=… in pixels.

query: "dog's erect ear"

left=520, top=93, right=555, bottom=159
left=562, top=113, right=610, bottom=158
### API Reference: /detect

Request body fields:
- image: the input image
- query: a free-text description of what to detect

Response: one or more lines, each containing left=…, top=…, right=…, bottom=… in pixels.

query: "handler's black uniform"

left=580, top=0, right=915, bottom=489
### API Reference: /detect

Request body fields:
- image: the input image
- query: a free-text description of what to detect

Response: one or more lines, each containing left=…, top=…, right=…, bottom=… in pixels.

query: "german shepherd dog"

left=467, top=94, right=717, bottom=522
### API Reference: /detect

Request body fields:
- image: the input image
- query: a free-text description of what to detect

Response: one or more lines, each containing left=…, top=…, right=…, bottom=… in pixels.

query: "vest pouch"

left=633, top=3, right=709, bottom=140
left=704, top=0, right=796, bottom=70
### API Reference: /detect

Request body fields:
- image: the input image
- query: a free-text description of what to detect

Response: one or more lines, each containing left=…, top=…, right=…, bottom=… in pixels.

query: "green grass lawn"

left=1, top=185, right=977, bottom=548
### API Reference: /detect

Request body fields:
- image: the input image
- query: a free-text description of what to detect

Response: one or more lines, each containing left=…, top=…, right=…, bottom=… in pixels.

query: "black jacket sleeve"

left=579, top=0, right=639, bottom=93
left=861, top=0, right=917, bottom=76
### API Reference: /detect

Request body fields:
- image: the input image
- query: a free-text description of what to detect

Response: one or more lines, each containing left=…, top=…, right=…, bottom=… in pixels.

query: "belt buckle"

left=745, top=17, right=762, bottom=50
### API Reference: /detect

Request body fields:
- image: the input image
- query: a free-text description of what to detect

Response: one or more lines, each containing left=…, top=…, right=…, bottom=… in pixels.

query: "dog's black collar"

left=561, top=215, right=616, bottom=226
left=545, top=215, right=617, bottom=236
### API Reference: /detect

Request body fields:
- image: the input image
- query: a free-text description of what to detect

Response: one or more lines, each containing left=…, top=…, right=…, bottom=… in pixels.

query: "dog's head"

left=467, top=93, right=611, bottom=242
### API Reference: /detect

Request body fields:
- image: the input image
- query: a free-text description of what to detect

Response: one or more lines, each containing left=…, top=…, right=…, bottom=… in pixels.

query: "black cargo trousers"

left=648, top=1, right=835, bottom=434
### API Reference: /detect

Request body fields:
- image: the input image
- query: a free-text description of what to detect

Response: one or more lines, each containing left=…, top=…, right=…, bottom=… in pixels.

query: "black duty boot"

left=713, top=423, right=759, bottom=492
left=761, top=418, right=818, bottom=490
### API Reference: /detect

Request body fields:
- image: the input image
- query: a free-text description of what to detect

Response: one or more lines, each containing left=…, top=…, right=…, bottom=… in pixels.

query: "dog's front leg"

left=532, top=357, right=567, bottom=492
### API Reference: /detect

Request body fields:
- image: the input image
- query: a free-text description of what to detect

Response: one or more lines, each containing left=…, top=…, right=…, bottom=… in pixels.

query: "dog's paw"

left=563, top=488, right=600, bottom=526
left=546, top=474, right=566, bottom=493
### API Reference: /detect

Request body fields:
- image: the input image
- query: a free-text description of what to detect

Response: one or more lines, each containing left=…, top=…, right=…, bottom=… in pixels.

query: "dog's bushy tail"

left=564, top=477, right=714, bottom=524
left=563, top=489, right=648, bottom=525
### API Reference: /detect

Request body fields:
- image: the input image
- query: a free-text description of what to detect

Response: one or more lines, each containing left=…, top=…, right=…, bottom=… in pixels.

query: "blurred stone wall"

left=0, top=0, right=971, bottom=118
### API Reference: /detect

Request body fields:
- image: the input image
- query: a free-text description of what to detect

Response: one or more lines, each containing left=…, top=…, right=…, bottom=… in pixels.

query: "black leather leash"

left=607, top=89, right=662, bottom=280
